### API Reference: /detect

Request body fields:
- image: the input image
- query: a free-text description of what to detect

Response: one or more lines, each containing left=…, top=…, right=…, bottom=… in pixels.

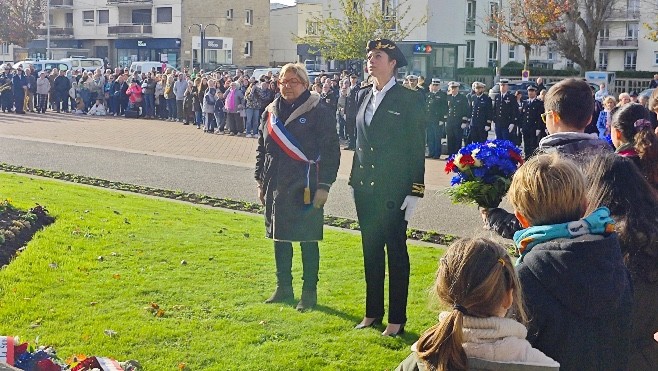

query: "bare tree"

left=0, top=0, right=43, bottom=47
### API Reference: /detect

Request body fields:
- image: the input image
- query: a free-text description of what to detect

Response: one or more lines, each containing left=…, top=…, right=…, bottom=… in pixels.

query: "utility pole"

left=188, top=23, right=220, bottom=71
left=46, top=0, right=51, bottom=59
left=495, top=0, right=502, bottom=82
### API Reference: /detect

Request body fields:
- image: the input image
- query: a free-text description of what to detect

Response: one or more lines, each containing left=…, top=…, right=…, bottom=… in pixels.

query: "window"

left=654, top=51, right=658, bottom=65
left=245, top=9, right=253, bottom=25
left=466, top=0, right=476, bottom=34
left=244, top=41, right=252, bottom=57
left=306, top=20, right=318, bottom=35
left=624, top=51, right=637, bottom=70
left=599, top=25, right=609, bottom=40
left=488, top=2, right=499, bottom=31
left=508, top=45, right=515, bottom=60
left=627, top=0, right=639, bottom=13
left=226, top=9, right=233, bottom=20
left=97, top=10, right=109, bottom=24
left=1, top=43, right=9, bottom=54
left=132, top=9, right=151, bottom=25
left=599, top=51, right=609, bottom=70
left=465, top=40, right=475, bottom=68
left=156, top=7, right=172, bottom=23
left=83, top=10, right=94, bottom=24
left=382, top=0, right=398, bottom=31
left=547, top=46, right=555, bottom=61
left=626, top=23, right=639, bottom=40
left=488, top=41, right=498, bottom=67
left=66, top=13, right=73, bottom=28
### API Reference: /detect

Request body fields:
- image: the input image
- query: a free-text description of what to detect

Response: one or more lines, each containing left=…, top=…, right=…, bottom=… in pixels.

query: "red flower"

left=459, top=154, right=475, bottom=166
left=508, top=150, right=523, bottom=164
left=445, top=160, right=456, bottom=174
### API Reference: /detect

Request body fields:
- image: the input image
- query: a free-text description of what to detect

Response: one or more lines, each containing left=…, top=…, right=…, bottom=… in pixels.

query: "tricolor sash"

left=267, top=112, right=319, bottom=204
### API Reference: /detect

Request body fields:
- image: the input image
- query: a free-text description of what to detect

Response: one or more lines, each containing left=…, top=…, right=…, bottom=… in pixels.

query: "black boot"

left=265, top=242, right=294, bottom=303
left=296, top=289, right=317, bottom=311
left=265, top=285, right=294, bottom=303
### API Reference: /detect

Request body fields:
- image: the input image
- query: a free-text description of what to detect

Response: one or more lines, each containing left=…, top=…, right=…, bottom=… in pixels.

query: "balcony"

left=37, top=26, right=74, bottom=38
left=107, top=0, right=152, bottom=5
left=599, top=38, right=638, bottom=49
left=107, top=24, right=152, bottom=36
left=607, top=9, right=640, bottom=21
left=50, top=0, right=73, bottom=7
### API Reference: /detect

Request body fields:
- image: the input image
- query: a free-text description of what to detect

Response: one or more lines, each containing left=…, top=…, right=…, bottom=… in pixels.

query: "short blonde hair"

left=603, top=95, right=616, bottom=105
left=279, top=63, right=310, bottom=88
left=508, top=153, right=586, bottom=226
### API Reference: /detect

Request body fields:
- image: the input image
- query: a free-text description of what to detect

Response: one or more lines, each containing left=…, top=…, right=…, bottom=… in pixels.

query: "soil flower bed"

left=0, top=199, right=54, bottom=267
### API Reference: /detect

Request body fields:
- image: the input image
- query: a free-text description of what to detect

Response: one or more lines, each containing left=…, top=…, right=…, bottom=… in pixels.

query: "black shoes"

left=295, top=289, right=317, bottom=312
left=264, top=286, right=294, bottom=304
left=354, top=317, right=383, bottom=329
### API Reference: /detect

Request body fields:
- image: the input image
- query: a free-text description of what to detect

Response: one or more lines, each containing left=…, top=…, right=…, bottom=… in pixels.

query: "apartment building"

left=28, top=0, right=269, bottom=70
left=270, top=1, right=323, bottom=65
left=181, top=0, right=270, bottom=69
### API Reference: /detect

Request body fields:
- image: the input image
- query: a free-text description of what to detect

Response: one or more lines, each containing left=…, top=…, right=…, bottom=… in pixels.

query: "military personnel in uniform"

left=445, top=81, right=470, bottom=156
left=344, top=74, right=361, bottom=150
left=425, top=78, right=447, bottom=159
left=12, top=65, right=28, bottom=114
left=0, top=65, right=13, bottom=113
left=467, top=81, right=493, bottom=144
left=351, top=38, right=425, bottom=337
left=520, top=84, right=545, bottom=158
left=493, top=79, right=519, bottom=143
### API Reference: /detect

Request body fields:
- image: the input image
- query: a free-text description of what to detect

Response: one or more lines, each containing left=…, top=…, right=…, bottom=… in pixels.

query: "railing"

left=107, top=24, right=152, bottom=35
left=107, top=0, right=152, bottom=4
left=50, top=0, right=74, bottom=7
left=599, top=39, right=638, bottom=48
left=608, top=9, right=640, bottom=20
left=37, top=27, right=74, bottom=37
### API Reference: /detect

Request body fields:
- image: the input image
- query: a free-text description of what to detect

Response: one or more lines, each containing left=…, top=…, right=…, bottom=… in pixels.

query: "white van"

left=129, top=61, right=177, bottom=74
left=13, top=60, right=72, bottom=74
left=60, top=57, right=105, bottom=72
left=253, top=67, right=280, bottom=80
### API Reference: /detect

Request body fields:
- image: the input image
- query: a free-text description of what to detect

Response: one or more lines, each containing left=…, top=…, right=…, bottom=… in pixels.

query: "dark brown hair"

left=416, top=238, right=526, bottom=371
left=544, top=78, right=594, bottom=130
left=585, top=153, right=658, bottom=283
left=610, top=103, right=658, bottom=188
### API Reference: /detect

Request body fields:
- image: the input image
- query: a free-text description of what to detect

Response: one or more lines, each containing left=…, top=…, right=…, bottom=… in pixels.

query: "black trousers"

left=466, top=125, right=488, bottom=144
left=13, top=92, right=24, bottom=113
left=273, top=240, right=319, bottom=290
left=446, top=121, right=463, bottom=156
left=523, top=131, right=539, bottom=159
left=354, top=190, right=409, bottom=324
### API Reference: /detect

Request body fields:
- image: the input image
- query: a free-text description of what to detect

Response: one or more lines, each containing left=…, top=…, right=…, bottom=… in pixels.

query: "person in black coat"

left=255, top=62, right=340, bottom=312
left=493, top=79, right=519, bottom=143
left=12, top=65, right=28, bottom=114
left=0, top=66, right=13, bottom=112
left=53, top=70, right=71, bottom=113
left=351, top=39, right=425, bottom=337
left=445, top=81, right=470, bottom=156
left=520, top=85, right=545, bottom=158
left=425, top=78, right=447, bottom=159
left=344, top=74, right=361, bottom=150
left=466, top=81, right=493, bottom=144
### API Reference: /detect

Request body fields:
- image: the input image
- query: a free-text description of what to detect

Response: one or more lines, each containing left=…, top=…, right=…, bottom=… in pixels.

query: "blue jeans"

left=245, top=108, right=260, bottom=135
left=167, top=98, right=177, bottom=119
left=214, top=112, right=226, bottom=131
left=337, top=112, right=346, bottom=139
left=143, top=94, right=155, bottom=117
left=195, top=111, right=202, bottom=126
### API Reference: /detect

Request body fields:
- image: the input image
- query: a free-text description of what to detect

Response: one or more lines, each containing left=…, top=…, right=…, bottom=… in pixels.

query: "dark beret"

left=366, top=38, right=407, bottom=68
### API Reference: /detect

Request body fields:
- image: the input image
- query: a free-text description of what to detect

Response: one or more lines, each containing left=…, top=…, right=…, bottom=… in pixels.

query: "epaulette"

left=359, top=84, right=373, bottom=90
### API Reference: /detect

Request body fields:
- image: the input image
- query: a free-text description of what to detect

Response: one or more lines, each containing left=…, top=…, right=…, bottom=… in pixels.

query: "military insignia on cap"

left=299, top=117, right=307, bottom=124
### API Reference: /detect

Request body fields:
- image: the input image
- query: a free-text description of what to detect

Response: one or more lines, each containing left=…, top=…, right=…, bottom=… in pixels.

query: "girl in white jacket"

left=396, top=238, right=559, bottom=371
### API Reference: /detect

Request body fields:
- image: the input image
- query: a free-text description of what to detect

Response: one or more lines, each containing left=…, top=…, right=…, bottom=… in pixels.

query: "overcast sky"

left=272, top=0, right=296, bottom=6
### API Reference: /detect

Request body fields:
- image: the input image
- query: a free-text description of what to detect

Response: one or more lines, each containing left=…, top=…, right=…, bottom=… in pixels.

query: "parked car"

left=60, top=57, right=104, bottom=72
left=544, top=81, right=600, bottom=94
left=13, top=60, right=72, bottom=74
left=129, top=61, right=177, bottom=74
left=253, top=67, right=280, bottom=80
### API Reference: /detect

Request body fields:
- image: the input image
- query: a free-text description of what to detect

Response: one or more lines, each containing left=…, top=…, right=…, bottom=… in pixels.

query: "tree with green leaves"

left=294, top=0, right=426, bottom=62
left=0, top=0, right=43, bottom=47
left=484, top=0, right=567, bottom=71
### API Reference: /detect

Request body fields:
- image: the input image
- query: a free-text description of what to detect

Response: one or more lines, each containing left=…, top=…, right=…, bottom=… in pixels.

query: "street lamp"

left=188, top=23, right=220, bottom=71
left=46, top=0, right=51, bottom=59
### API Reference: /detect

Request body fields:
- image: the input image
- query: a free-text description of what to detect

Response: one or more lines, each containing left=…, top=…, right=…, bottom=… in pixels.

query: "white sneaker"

left=246, top=134, right=252, bottom=138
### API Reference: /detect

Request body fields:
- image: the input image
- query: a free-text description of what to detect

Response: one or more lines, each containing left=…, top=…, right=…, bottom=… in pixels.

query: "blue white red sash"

left=267, top=112, right=319, bottom=204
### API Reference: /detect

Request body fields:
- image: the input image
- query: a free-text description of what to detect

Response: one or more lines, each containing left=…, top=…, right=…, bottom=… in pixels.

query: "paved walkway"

left=0, top=112, right=498, bottom=239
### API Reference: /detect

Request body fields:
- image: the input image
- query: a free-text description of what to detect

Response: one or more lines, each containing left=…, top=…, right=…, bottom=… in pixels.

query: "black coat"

left=425, top=90, right=447, bottom=123
left=445, top=93, right=470, bottom=126
left=494, top=91, right=518, bottom=125
left=518, top=235, right=632, bottom=371
left=255, top=92, right=340, bottom=241
left=521, top=99, right=545, bottom=134
left=53, top=75, right=71, bottom=94
left=349, top=83, right=425, bottom=198
left=469, top=94, right=493, bottom=129
left=12, top=73, right=27, bottom=95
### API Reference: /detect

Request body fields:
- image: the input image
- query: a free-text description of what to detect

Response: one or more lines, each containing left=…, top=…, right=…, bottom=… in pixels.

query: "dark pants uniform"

left=446, top=120, right=463, bottom=156
left=13, top=91, right=25, bottom=113
left=467, top=126, right=488, bottom=144
left=273, top=241, right=319, bottom=290
left=426, top=122, right=443, bottom=158
left=354, top=190, right=409, bottom=324
left=523, top=132, right=539, bottom=159
left=0, top=92, right=12, bottom=112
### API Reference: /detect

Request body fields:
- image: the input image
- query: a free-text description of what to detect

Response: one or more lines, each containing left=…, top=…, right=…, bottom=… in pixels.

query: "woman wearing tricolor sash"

left=255, top=62, right=341, bottom=311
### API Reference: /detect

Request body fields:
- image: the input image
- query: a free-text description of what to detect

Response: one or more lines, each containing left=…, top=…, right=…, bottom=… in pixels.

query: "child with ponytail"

left=396, top=238, right=558, bottom=371
left=610, top=102, right=658, bottom=189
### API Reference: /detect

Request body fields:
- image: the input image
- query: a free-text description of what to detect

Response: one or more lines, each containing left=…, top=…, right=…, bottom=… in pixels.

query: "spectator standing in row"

left=648, top=74, right=658, bottom=89
left=224, top=81, right=245, bottom=136
left=213, top=89, right=226, bottom=134
left=154, top=75, right=166, bottom=119
left=142, top=72, right=156, bottom=119
left=53, top=69, right=71, bottom=113
left=344, top=74, right=360, bottom=150
left=25, top=68, right=36, bottom=113
left=35, top=71, right=50, bottom=114
left=164, top=75, right=176, bottom=121
left=12, top=65, right=27, bottom=114
left=245, top=79, right=263, bottom=138
left=174, top=73, right=188, bottom=122
left=202, top=79, right=217, bottom=133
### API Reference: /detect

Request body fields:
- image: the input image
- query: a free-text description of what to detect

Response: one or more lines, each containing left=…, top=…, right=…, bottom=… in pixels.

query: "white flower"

left=471, top=148, right=483, bottom=167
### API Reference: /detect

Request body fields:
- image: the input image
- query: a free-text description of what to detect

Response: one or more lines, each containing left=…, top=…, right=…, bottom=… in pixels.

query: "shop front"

left=397, top=41, right=461, bottom=81
left=115, top=38, right=180, bottom=69
left=191, top=36, right=233, bottom=70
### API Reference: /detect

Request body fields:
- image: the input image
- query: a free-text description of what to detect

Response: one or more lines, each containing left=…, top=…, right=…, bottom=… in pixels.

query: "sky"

left=271, top=0, right=296, bottom=5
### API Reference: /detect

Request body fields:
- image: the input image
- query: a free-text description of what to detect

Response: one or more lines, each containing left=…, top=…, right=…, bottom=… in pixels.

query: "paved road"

left=0, top=112, right=492, bottom=238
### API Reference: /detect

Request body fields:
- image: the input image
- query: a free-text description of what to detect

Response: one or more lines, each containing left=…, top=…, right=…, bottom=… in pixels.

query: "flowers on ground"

left=444, top=140, right=524, bottom=208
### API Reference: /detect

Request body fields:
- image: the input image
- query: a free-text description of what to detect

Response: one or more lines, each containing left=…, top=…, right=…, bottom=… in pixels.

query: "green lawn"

left=0, top=172, right=446, bottom=370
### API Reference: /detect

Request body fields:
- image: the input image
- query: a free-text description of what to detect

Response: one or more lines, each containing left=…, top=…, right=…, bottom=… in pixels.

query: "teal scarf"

left=513, top=207, right=615, bottom=266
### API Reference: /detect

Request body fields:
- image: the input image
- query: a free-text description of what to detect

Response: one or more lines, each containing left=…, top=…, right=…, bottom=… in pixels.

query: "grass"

left=0, top=172, right=446, bottom=370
